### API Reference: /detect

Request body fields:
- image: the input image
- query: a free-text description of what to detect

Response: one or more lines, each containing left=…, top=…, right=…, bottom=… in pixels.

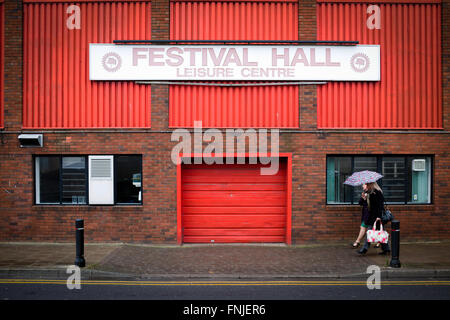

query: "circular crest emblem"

left=102, top=52, right=122, bottom=73
left=350, top=53, right=370, bottom=73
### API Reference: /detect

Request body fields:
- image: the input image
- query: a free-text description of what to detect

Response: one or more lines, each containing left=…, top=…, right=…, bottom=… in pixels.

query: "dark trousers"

left=363, top=224, right=390, bottom=252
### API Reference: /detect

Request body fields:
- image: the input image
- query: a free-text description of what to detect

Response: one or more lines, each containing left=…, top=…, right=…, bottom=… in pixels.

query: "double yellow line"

left=1, top=279, right=450, bottom=286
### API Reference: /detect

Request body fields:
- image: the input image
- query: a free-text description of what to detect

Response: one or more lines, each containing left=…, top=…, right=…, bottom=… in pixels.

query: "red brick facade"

left=0, top=0, right=449, bottom=243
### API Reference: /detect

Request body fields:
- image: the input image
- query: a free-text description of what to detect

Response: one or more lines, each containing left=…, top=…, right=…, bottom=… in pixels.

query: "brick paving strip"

left=95, top=244, right=381, bottom=277
left=1, top=242, right=450, bottom=279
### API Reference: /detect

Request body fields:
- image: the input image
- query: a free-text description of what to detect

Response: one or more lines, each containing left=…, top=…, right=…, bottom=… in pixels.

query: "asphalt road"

left=1, top=279, right=449, bottom=319
left=1, top=278, right=450, bottom=300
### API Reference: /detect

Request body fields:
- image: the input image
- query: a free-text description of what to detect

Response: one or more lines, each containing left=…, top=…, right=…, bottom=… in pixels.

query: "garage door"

left=181, top=160, right=288, bottom=243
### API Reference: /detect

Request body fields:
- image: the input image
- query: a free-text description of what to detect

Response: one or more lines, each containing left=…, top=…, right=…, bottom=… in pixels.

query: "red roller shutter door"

left=181, top=161, right=288, bottom=243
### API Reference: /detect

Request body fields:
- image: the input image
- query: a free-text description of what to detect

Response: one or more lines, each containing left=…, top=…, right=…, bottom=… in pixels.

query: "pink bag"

left=366, top=220, right=389, bottom=244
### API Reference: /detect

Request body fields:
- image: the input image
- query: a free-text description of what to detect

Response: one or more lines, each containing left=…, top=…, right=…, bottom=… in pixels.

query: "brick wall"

left=299, top=0, right=317, bottom=130
left=0, top=0, right=449, bottom=244
left=3, top=0, right=22, bottom=130
left=151, top=0, right=170, bottom=130
left=1, top=131, right=448, bottom=243
left=0, top=133, right=179, bottom=242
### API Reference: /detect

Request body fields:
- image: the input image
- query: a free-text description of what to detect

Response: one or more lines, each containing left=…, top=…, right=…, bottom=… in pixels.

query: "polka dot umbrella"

left=343, top=170, right=383, bottom=187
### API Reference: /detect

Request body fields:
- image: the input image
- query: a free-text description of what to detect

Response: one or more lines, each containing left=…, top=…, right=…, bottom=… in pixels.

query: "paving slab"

left=0, top=243, right=121, bottom=268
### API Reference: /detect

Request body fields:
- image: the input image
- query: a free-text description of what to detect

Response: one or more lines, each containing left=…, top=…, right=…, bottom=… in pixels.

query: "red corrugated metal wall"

left=23, top=0, right=152, bottom=129
left=182, top=162, right=287, bottom=243
left=317, top=0, right=442, bottom=129
left=0, top=0, right=3, bottom=129
left=169, top=0, right=299, bottom=128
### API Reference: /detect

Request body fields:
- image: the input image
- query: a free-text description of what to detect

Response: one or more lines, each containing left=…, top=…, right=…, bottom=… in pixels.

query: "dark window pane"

left=382, top=157, right=406, bottom=203
left=62, top=157, right=87, bottom=204
left=352, top=156, right=378, bottom=203
left=116, top=156, right=142, bottom=204
left=36, top=157, right=60, bottom=204
left=327, top=157, right=352, bottom=204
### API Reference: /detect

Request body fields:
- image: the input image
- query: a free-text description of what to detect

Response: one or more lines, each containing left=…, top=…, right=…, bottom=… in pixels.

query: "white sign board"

left=90, top=44, right=380, bottom=81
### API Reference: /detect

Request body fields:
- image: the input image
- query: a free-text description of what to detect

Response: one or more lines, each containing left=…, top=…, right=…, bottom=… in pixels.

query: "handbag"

left=366, top=220, right=389, bottom=244
left=381, top=208, right=393, bottom=223
left=381, top=199, right=394, bottom=223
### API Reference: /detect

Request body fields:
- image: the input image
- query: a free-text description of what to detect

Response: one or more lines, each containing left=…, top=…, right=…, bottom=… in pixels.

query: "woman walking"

left=352, top=184, right=370, bottom=248
left=357, top=182, right=390, bottom=255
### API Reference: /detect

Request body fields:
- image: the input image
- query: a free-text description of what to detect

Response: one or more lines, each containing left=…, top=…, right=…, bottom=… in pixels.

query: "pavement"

left=1, top=241, right=450, bottom=281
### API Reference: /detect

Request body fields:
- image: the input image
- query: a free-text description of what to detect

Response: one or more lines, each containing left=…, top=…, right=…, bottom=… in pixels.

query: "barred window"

left=326, top=155, right=432, bottom=205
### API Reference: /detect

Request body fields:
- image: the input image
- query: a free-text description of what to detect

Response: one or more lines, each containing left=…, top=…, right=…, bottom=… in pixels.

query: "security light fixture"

left=18, top=134, right=43, bottom=148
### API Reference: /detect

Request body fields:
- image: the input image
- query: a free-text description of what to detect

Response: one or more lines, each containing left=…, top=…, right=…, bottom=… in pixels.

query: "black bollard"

left=390, top=220, right=401, bottom=268
left=74, top=219, right=86, bottom=267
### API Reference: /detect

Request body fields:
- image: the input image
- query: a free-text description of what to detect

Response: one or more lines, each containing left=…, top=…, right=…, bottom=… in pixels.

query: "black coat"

left=358, top=189, right=385, bottom=226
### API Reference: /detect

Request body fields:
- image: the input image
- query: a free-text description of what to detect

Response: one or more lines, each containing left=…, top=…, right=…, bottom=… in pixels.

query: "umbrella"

left=343, top=170, right=383, bottom=187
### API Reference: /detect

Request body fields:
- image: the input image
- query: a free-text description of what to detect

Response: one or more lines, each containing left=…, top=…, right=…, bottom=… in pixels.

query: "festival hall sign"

left=90, top=44, right=380, bottom=81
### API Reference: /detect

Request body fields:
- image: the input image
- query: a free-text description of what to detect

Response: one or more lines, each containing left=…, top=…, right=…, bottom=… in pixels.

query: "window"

left=35, top=157, right=61, bottom=204
left=35, top=155, right=142, bottom=205
left=326, top=156, right=432, bottom=205
left=62, top=157, right=87, bottom=204
left=326, top=157, right=352, bottom=204
left=115, top=156, right=142, bottom=204
left=381, top=157, right=406, bottom=204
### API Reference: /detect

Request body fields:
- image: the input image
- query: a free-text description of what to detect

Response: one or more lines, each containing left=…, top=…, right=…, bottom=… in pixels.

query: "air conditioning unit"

left=88, top=155, right=114, bottom=205
left=412, top=159, right=426, bottom=172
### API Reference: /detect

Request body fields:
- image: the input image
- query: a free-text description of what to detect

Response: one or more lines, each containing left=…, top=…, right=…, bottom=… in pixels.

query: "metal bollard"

left=74, top=219, right=86, bottom=268
left=390, top=220, right=401, bottom=268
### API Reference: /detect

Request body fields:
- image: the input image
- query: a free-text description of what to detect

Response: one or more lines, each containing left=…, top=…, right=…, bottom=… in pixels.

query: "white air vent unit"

left=89, top=156, right=114, bottom=204
left=412, top=159, right=426, bottom=172
left=91, top=159, right=112, bottom=177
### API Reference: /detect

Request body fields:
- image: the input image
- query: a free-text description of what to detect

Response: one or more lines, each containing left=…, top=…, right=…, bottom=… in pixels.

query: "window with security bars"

left=327, top=155, right=432, bottom=205
left=62, top=157, right=87, bottom=204
left=381, top=157, right=406, bottom=204
left=35, top=155, right=142, bottom=205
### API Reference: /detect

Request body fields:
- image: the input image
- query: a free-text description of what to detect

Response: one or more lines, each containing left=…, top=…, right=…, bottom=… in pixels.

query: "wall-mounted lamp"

left=18, top=134, right=43, bottom=147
